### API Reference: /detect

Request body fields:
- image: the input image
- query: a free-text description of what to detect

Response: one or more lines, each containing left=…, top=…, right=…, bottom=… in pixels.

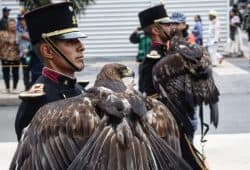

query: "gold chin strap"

left=148, top=93, right=160, bottom=99
left=154, top=22, right=170, bottom=41
left=42, top=36, right=81, bottom=71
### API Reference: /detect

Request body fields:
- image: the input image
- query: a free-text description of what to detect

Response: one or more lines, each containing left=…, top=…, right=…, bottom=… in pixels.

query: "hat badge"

left=147, top=50, right=161, bottom=59
left=64, top=80, right=68, bottom=85
left=69, top=6, right=74, bottom=12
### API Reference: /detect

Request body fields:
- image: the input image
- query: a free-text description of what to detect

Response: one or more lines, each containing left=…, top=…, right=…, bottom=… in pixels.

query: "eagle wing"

left=123, top=89, right=181, bottom=154
left=142, top=96, right=182, bottom=155
left=68, top=90, right=191, bottom=170
left=10, top=93, right=100, bottom=170
left=152, top=41, right=219, bottom=131
left=10, top=63, right=192, bottom=170
left=68, top=117, right=191, bottom=170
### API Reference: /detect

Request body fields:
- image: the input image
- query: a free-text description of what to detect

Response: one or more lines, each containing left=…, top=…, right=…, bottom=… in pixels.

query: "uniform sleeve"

left=129, top=31, right=140, bottom=44
left=15, top=100, right=44, bottom=141
left=141, top=58, right=160, bottom=96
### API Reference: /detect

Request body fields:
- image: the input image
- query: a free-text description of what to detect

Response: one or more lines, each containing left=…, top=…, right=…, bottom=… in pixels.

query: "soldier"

left=15, top=2, right=89, bottom=141
left=138, top=5, right=217, bottom=169
left=138, top=4, right=172, bottom=98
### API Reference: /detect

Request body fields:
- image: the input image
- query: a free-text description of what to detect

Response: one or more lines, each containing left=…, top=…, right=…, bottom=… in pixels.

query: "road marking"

left=213, top=60, right=249, bottom=75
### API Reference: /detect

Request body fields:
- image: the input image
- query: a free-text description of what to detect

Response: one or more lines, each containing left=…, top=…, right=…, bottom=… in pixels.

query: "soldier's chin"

left=76, top=63, right=84, bottom=71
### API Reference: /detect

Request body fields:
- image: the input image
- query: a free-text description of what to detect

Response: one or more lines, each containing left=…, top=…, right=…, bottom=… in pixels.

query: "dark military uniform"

left=141, top=42, right=167, bottom=97
left=137, top=5, right=171, bottom=97
left=15, top=67, right=88, bottom=140
left=14, top=2, right=88, bottom=141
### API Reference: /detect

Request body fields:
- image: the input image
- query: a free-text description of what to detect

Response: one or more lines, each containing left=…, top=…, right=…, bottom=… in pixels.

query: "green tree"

left=18, top=0, right=94, bottom=12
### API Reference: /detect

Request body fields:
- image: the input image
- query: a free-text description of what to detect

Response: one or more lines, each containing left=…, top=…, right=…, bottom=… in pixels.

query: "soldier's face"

left=161, top=23, right=172, bottom=36
left=158, top=23, right=171, bottom=42
left=54, top=38, right=85, bottom=73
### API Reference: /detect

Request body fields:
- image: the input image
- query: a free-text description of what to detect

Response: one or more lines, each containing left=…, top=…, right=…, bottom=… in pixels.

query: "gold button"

left=64, top=80, right=68, bottom=85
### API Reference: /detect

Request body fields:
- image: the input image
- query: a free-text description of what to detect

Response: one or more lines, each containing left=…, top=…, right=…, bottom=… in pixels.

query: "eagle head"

left=95, top=63, right=134, bottom=81
left=94, top=63, right=135, bottom=92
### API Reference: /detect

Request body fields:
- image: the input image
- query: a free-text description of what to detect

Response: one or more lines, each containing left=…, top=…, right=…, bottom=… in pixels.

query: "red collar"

left=151, top=42, right=164, bottom=47
left=42, top=67, right=60, bottom=83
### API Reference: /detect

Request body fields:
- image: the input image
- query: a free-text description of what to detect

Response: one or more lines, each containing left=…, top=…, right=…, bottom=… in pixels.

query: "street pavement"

left=0, top=57, right=250, bottom=170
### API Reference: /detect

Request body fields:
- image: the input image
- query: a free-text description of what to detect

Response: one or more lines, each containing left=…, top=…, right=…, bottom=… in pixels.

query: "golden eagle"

left=10, top=63, right=191, bottom=170
left=152, top=36, right=220, bottom=136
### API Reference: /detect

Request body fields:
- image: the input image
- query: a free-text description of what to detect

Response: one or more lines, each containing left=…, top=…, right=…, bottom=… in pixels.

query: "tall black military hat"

left=138, top=4, right=171, bottom=29
left=24, top=2, right=87, bottom=44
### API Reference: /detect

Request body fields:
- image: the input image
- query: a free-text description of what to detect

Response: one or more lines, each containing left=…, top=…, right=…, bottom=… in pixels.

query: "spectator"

left=129, top=27, right=151, bottom=93
left=16, top=14, right=32, bottom=91
left=230, top=9, right=241, bottom=40
left=232, top=4, right=243, bottom=25
left=239, top=0, right=248, bottom=19
left=0, top=18, right=20, bottom=94
left=0, top=7, right=11, bottom=30
left=243, top=3, right=250, bottom=65
left=243, top=3, right=250, bottom=40
left=28, top=44, right=43, bottom=84
left=16, top=7, right=28, bottom=32
left=207, top=10, right=223, bottom=66
left=230, top=8, right=242, bottom=57
left=192, top=15, right=203, bottom=45
left=170, top=12, right=196, bottom=44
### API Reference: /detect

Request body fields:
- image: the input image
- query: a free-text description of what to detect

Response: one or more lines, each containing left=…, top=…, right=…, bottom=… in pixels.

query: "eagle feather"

left=10, top=63, right=190, bottom=170
left=152, top=36, right=220, bottom=130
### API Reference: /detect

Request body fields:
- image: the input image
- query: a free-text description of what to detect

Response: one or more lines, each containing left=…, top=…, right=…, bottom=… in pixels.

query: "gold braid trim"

left=148, top=93, right=160, bottom=99
left=41, top=27, right=79, bottom=38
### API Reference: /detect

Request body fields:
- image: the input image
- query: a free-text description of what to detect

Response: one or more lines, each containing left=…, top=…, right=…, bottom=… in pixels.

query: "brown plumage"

left=152, top=36, right=220, bottom=133
left=94, top=63, right=135, bottom=92
left=10, top=63, right=191, bottom=170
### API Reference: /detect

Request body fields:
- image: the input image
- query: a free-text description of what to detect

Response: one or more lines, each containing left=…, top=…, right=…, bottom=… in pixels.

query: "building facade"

left=0, top=0, right=229, bottom=58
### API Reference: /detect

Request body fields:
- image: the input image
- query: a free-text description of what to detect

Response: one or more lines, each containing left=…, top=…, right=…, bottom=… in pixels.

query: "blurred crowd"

left=226, top=0, right=250, bottom=59
left=130, top=0, right=250, bottom=69
left=0, top=7, right=43, bottom=94
left=1, top=1, right=250, bottom=94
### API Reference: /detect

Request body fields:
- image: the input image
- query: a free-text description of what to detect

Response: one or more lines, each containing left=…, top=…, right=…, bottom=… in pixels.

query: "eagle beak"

left=123, top=67, right=135, bottom=78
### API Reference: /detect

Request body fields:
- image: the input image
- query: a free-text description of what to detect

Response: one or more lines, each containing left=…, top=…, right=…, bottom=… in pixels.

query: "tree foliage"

left=18, top=0, right=94, bottom=12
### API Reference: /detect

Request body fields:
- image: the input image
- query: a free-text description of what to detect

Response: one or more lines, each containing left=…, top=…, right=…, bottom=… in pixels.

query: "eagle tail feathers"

left=209, top=103, right=219, bottom=128
left=145, top=124, right=192, bottom=170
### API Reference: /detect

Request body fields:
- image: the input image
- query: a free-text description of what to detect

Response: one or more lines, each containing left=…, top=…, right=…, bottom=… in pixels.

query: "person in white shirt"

left=207, top=10, right=223, bottom=66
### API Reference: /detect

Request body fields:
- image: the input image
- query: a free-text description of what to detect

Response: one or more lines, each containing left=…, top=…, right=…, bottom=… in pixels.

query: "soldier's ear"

left=39, top=43, right=54, bottom=59
left=151, top=25, right=160, bottom=35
